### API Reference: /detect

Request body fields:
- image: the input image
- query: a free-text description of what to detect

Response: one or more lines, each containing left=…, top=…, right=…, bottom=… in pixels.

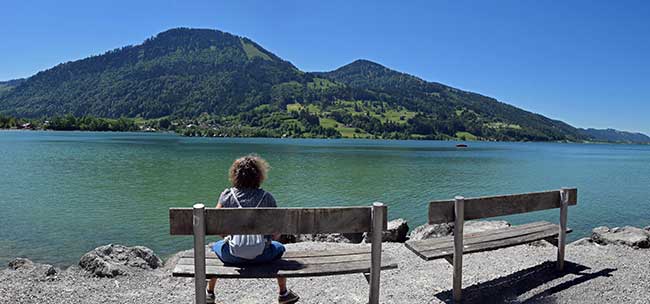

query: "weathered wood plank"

left=405, top=222, right=571, bottom=258
left=406, top=224, right=573, bottom=257
left=177, top=255, right=374, bottom=267
left=172, top=257, right=398, bottom=278
left=169, top=208, right=193, bottom=235
left=180, top=247, right=373, bottom=259
left=428, top=188, right=578, bottom=224
left=170, top=206, right=388, bottom=235
left=557, top=188, right=569, bottom=270
left=176, top=252, right=378, bottom=267
left=408, top=225, right=572, bottom=260
left=192, top=204, right=206, bottom=304
left=452, top=196, right=465, bottom=302
left=406, top=221, right=558, bottom=252
left=369, top=202, right=385, bottom=304
left=406, top=221, right=557, bottom=251
left=458, top=227, right=570, bottom=256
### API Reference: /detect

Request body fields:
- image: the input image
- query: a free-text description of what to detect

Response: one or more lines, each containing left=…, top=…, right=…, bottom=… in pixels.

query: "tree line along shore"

left=0, top=112, right=496, bottom=140
left=2, top=113, right=649, bottom=144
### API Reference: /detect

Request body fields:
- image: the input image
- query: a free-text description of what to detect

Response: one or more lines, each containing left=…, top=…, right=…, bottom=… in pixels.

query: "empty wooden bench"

left=405, top=188, right=577, bottom=302
left=169, top=203, right=397, bottom=304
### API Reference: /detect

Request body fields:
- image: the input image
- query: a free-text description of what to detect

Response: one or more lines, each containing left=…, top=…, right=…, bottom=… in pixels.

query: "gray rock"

left=591, top=226, right=650, bottom=248
left=464, top=220, right=511, bottom=234
left=7, top=258, right=58, bottom=279
left=297, top=233, right=355, bottom=243
left=79, top=244, right=163, bottom=277
left=44, top=265, right=57, bottom=276
left=364, top=218, right=409, bottom=243
left=644, top=226, right=650, bottom=232
left=8, top=258, right=34, bottom=270
left=408, top=223, right=454, bottom=241
left=341, top=233, right=365, bottom=243
left=278, top=234, right=298, bottom=244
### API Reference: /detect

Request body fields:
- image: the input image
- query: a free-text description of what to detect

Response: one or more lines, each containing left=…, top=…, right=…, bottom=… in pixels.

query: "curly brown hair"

left=229, top=154, right=270, bottom=189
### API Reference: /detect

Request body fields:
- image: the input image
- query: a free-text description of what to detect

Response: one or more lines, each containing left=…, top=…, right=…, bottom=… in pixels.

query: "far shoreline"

left=1, top=128, right=648, bottom=146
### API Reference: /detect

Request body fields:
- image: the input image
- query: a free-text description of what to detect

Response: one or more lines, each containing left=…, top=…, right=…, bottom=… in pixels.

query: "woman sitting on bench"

left=207, top=154, right=300, bottom=304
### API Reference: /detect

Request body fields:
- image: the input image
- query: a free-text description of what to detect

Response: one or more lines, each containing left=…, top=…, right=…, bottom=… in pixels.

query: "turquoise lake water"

left=1, top=131, right=649, bottom=266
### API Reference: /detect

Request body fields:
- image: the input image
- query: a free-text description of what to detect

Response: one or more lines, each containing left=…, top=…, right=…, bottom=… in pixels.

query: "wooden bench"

left=405, top=188, right=577, bottom=302
left=169, top=203, right=397, bottom=304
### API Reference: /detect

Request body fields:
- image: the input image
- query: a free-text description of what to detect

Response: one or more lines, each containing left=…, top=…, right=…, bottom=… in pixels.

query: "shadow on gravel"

left=434, top=261, right=616, bottom=303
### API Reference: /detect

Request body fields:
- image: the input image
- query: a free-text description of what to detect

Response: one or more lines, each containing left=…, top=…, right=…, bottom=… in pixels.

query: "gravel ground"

left=1, top=241, right=649, bottom=303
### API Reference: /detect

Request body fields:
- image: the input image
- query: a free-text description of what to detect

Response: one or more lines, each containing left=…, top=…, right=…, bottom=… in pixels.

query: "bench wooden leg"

left=193, top=204, right=207, bottom=304
left=557, top=188, right=569, bottom=271
left=453, top=196, right=465, bottom=302
left=369, top=202, right=384, bottom=304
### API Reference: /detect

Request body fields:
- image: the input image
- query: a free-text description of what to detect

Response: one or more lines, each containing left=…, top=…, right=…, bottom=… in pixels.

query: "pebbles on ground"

left=2, top=241, right=649, bottom=304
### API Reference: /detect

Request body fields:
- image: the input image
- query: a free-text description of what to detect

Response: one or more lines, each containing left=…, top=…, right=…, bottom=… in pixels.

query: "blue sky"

left=1, top=1, right=649, bottom=133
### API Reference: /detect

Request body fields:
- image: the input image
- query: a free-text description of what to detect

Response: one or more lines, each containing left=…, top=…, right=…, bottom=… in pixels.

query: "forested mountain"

left=0, top=27, right=593, bottom=141
left=0, top=28, right=303, bottom=118
left=317, top=60, right=584, bottom=141
left=579, top=128, right=650, bottom=144
left=0, top=79, right=25, bottom=95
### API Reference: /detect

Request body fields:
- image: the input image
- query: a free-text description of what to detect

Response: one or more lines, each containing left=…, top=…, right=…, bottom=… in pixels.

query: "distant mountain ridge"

left=579, top=128, right=650, bottom=144
left=0, top=27, right=637, bottom=142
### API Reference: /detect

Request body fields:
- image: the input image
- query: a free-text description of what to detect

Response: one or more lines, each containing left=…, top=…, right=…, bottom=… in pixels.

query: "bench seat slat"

left=172, top=250, right=397, bottom=278
left=417, top=226, right=567, bottom=260
left=405, top=221, right=572, bottom=260
left=176, top=250, right=383, bottom=267
left=411, top=221, right=554, bottom=248
left=180, top=247, right=372, bottom=259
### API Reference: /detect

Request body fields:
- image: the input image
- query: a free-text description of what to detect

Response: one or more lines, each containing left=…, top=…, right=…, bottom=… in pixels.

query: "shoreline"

left=1, top=128, right=648, bottom=145
left=2, top=224, right=649, bottom=303
left=3, top=222, right=648, bottom=273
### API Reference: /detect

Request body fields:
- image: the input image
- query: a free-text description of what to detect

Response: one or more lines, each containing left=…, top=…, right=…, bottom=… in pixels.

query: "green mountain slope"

left=0, top=28, right=588, bottom=141
left=317, top=60, right=584, bottom=141
left=0, top=28, right=303, bottom=118
left=0, top=79, right=25, bottom=95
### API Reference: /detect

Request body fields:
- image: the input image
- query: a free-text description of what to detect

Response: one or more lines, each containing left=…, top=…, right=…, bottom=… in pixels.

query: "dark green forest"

left=0, top=27, right=597, bottom=141
left=0, top=114, right=139, bottom=132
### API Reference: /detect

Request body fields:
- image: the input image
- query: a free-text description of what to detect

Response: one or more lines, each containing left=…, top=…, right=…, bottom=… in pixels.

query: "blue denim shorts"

left=212, top=240, right=285, bottom=266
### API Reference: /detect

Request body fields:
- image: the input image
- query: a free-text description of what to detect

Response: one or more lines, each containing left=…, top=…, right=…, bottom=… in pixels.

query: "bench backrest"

left=428, top=188, right=578, bottom=224
left=170, top=205, right=388, bottom=235
left=170, top=203, right=388, bottom=304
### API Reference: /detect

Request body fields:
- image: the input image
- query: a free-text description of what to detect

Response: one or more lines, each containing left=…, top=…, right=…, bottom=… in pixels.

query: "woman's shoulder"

left=258, top=188, right=274, bottom=196
left=218, top=188, right=234, bottom=202
left=220, top=188, right=233, bottom=197
left=258, top=188, right=277, bottom=206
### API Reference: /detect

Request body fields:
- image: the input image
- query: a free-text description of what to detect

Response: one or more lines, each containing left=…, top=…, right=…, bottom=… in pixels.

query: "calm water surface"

left=1, top=131, right=649, bottom=266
